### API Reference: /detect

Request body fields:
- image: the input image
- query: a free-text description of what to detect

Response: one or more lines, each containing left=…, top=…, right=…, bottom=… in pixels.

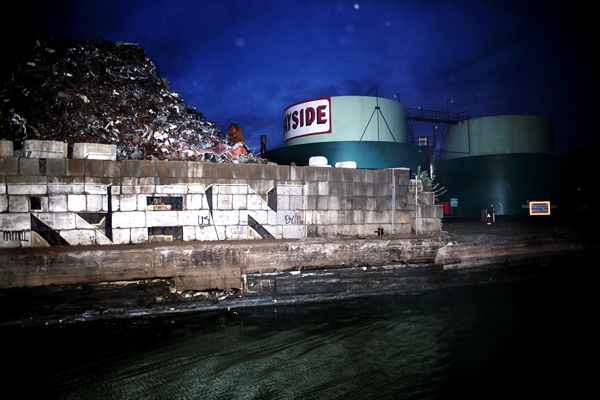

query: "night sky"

left=5, top=0, right=597, bottom=155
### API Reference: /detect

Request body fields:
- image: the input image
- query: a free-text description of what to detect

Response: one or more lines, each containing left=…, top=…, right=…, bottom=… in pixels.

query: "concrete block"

left=146, top=211, right=178, bottom=227
left=309, top=156, right=328, bottom=167
left=329, top=181, right=350, bottom=197
left=352, top=183, right=375, bottom=197
left=232, top=194, right=247, bottom=210
left=213, top=184, right=247, bottom=195
left=131, top=227, right=148, bottom=243
left=7, top=183, right=47, bottom=195
left=119, top=195, right=138, bottom=211
left=276, top=195, right=290, bottom=211
left=171, top=161, right=187, bottom=177
left=178, top=210, right=209, bottom=226
left=225, top=225, right=247, bottom=240
left=73, top=143, right=117, bottom=160
left=112, top=211, right=146, bottom=228
left=419, top=192, right=435, bottom=206
left=335, top=161, right=356, bottom=168
left=216, top=194, right=233, bottom=210
left=376, top=197, right=391, bottom=210
left=61, top=229, right=96, bottom=246
left=247, top=210, right=269, bottom=225
left=289, top=195, right=306, bottom=211
left=195, top=225, right=219, bottom=241
left=0, top=213, right=30, bottom=231
left=86, top=195, right=106, bottom=212
left=418, top=218, right=441, bottom=232
left=282, top=225, right=306, bottom=239
left=19, top=158, right=40, bottom=176
left=305, top=166, right=332, bottom=182
left=328, top=196, right=341, bottom=211
left=316, top=196, right=329, bottom=210
left=8, top=196, right=29, bottom=212
left=0, top=195, right=6, bottom=212
left=186, top=183, right=206, bottom=194
left=84, top=183, right=108, bottom=195
left=340, top=197, right=352, bottom=210
left=418, top=205, right=443, bottom=219
left=36, top=212, right=76, bottom=230
left=48, top=195, right=68, bottom=212
left=182, top=225, right=196, bottom=241
left=393, top=168, right=411, bottom=185
left=24, top=140, right=67, bottom=158
left=67, top=194, right=87, bottom=212
left=185, top=194, right=205, bottom=210
left=366, top=197, right=377, bottom=210
left=111, top=229, right=131, bottom=245
left=213, top=210, right=239, bottom=226
left=186, top=162, right=203, bottom=178
left=0, top=158, right=19, bottom=175
left=45, top=158, right=66, bottom=176
left=155, top=184, right=187, bottom=194
left=0, top=141, right=13, bottom=157
left=395, top=211, right=414, bottom=224
left=217, top=163, right=234, bottom=179
left=95, top=230, right=113, bottom=245
left=66, top=159, right=85, bottom=177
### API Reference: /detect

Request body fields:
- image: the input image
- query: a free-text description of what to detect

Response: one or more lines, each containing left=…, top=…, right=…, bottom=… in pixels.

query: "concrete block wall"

left=0, top=141, right=442, bottom=248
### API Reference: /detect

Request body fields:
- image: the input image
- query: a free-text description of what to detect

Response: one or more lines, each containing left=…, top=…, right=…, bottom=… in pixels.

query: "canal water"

left=3, top=275, right=589, bottom=399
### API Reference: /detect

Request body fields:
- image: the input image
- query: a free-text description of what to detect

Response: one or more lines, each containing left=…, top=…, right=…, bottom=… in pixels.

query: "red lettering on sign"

left=305, top=107, right=315, bottom=125
left=292, top=110, right=299, bottom=129
left=317, top=105, right=327, bottom=124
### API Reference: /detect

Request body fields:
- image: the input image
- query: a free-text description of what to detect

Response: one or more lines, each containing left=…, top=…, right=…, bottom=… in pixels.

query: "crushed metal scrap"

left=0, top=34, right=261, bottom=163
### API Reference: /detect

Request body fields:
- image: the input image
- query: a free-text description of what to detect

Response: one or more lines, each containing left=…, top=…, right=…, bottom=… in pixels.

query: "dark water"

left=3, top=275, right=590, bottom=399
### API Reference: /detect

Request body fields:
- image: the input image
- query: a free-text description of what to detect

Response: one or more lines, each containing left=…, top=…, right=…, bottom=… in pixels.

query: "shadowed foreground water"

left=3, top=274, right=590, bottom=399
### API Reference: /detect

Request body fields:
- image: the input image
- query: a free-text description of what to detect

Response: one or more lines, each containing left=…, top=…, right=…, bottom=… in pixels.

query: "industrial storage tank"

left=434, top=115, right=568, bottom=218
left=265, top=96, right=429, bottom=170
left=444, top=115, right=554, bottom=158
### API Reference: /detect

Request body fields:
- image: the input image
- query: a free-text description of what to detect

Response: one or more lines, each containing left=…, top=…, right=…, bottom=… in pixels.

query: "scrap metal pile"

left=0, top=34, right=259, bottom=163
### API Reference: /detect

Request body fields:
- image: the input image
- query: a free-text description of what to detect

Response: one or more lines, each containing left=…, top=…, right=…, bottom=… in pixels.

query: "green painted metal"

left=285, top=96, right=408, bottom=146
left=434, top=153, right=569, bottom=217
left=445, top=115, right=554, bottom=159
left=265, top=141, right=429, bottom=171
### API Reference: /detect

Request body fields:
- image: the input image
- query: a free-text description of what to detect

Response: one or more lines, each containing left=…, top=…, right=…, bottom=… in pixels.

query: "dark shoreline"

left=1, top=220, right=597, bottom=328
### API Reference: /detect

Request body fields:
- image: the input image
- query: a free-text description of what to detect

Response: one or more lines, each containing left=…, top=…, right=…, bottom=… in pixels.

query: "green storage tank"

left=434, top=115, right=566, bottom=218
left=265, top=96, right=429, bottom=170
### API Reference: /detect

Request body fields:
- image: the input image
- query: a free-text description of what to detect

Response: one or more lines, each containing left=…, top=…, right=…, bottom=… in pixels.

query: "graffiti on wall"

left=0, top=184, right=306, bottom=248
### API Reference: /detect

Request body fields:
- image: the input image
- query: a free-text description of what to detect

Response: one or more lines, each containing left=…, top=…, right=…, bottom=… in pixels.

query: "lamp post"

left=447, top=99, right=453, bottom=117
left=394, top=93, right=401, bottom=102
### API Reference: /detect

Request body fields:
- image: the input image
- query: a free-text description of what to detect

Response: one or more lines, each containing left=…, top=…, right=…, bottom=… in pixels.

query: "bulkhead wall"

left=1, top=149, right=442, bottom=249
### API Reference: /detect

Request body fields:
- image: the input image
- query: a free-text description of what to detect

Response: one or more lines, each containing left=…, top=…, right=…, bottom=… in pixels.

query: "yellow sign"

left=529, top=201, right=551, bottom=215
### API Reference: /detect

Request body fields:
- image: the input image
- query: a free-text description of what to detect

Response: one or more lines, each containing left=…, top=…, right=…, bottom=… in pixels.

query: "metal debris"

left=0, top=34, right=262, bottom=163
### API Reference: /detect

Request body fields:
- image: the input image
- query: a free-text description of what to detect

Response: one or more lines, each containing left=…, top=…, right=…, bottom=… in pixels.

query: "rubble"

left=0, top=34, right=262, bottom=163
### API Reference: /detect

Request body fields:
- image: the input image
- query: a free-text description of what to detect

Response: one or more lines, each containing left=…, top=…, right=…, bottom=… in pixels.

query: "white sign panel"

left=283, top=97, right=331, bottom=142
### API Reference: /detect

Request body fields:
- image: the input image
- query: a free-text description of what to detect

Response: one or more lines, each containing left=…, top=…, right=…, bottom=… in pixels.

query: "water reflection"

left=4, top=276, right=585, bottom=399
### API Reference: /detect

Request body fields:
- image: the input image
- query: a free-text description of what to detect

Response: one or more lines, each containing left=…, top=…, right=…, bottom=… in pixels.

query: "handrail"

left=406, top=108, right=469, bottom=124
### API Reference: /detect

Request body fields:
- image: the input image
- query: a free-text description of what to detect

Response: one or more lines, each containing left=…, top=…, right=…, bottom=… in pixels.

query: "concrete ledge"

left=73, top=143, right=117, bottom=160
left=24, top=140, right=67, bottom=159
left=0, top=234, right=448, bottom=291
left=0, top=141, right=13, bottom=158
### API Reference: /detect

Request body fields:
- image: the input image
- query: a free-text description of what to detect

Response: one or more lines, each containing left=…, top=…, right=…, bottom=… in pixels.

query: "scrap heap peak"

left=0, top=34, right=260, bottom=163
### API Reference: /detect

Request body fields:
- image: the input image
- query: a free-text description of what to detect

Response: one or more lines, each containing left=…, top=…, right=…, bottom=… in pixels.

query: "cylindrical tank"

left=445, top=115, right=554, bottom=159
left=268, top=96, right=426, bottom=170
left=435, top=115, right=564, bottom=218
left=284, top=96, right=408, bottom=145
